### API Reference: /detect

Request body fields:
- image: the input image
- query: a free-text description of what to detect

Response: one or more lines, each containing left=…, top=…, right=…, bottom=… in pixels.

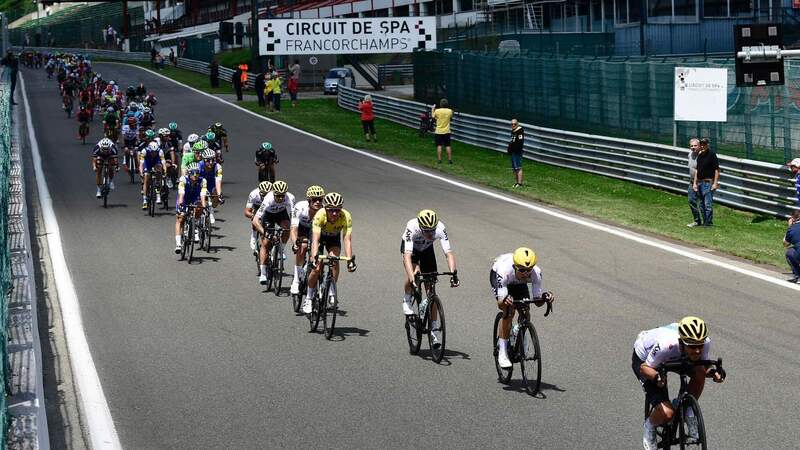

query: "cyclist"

left=91, top=137, right=118, bottom=197
left=139, top=141, right=166, bottom=209
left=77, top=105, right=91, bottom=139
left=491, top=247, right=555, bottom=369
left=168, top=122, right=183, bottom=150
left=634, top=317, right=724, bottom=450
left=135, top=82, right=146, bottom=101
left=125, top=85, right=137, bottom=103
left=245, top=181, right=272, bottom=252
left=400, top=209, right=459, bottom=316
left=252, top=180, right=294, bottom=285
left=182, top=133, right=200, bottom=154
left=140, top=106, right=155, bottom=129
left=103, top=106, right=119, bottom=141
left=208, top=122, right=229, bottom=152
left=199, top=149, right=223, bottom=223
left=203, top=131, right=223, bottom=163
left=301, top=192, right=356, bottom=314
left=174, top=163, right=208, bottom=253
left=255, top=141, right=278, bottom=182
left=144, top=92, right=158, bottom=111
left=182, top=141, right=205, bottom=176
left=289, top=185, right=325, bottom=295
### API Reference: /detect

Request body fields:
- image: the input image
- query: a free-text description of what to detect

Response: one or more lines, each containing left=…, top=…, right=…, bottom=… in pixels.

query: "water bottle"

left=510, top=324, right=520, bottom=347
left=419, top=297, right=429, bottom=320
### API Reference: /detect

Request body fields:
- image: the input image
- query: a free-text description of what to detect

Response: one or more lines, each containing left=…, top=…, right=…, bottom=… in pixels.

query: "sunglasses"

left=514, top=266, right=533, bottom=273
left=309, top=197, right=323, bottom=202
left=274, top=194, right=285, bottom=200
left=326, top=208, right=341, bottom=213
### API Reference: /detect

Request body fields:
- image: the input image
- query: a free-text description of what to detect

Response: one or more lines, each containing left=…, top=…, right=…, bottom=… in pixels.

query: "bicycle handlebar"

left=318, top=255, right=351, bottom=262
left=510, top=297, right=554, bottom=317
left=658, top=358, right=725, bottom=380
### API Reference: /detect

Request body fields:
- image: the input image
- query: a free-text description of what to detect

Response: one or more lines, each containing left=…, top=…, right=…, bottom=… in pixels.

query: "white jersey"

left=245, top=188, right=264, bottom=210
left=634, top=323, right=711, bottom=368
left=182, top=142, right=193, bottom=154
left=291, top=200, right=316, bottom=228
left=490, top=253, right=543, bottom=299
left=254, top=191, right=295, bottom=219
left=401, top=219, right=452, bottom=253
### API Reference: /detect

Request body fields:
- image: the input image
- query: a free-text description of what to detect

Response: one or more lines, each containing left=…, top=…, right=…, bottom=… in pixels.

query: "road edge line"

left=116, top=62, right=800, bottom=292
left=19, top=74, right=122, bottom=449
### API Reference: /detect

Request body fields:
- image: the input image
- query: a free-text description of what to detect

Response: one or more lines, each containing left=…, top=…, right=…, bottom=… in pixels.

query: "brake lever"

left=544, top=301, right=553, bottom=317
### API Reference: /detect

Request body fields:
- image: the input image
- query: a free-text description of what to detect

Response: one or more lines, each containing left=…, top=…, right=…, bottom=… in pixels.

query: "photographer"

left=783, top=210, right=800, bottom=283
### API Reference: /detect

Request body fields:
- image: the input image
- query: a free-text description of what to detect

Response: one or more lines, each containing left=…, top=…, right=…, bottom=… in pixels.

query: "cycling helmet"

left=678, top=316, right=708, bottom=345
left=512, top=247, right=537, bottom=270
left=127, top=85, right=135, bottom=91
left=168, top=122, right=178, bottom=131
left=187, top=133, right=199, bottom=144
left=417, top=209, right=438, bottom=230
left=186, top=162, right=201, bottom=175
left=192, top=141, right=206, bottom=152
left=205, top=131, right=216, bottom=141
left=108, top=80, right=115, bottom=86
left=129, top=103, right=139, bottom=112
left=202, top=149, right=216, bottom=160
left=158, top=127, right=170, bottom=136
left=99, top=138, right=113, bottom=149
left=213, top=122, right=222, bottom=129
left=306, top=185, right=325, bottom=198
left=258, top=181, right=272, bottom=196
left=144, top=129, right=156, bottom=140
left=272, top=180, right=288, bottom=194
left=261, top=142, right=272, bottom=151
left=147, top=142, right=160, bottom=152
left=106, top=106, right=114, bottom=113
left=323, top=192, right=343, bottom=208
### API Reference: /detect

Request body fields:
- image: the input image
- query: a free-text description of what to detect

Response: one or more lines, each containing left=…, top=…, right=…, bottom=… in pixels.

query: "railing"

left=337, top=85, right=798, bottom=218
left=377, top=64, right=414, bottom=82
left=0, top=67, right=12, bottom=446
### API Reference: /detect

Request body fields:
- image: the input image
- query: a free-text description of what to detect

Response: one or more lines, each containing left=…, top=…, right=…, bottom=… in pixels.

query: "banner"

left=258, top=18, right=437, bottom=55
left=674, top=67, right=728, bottom=122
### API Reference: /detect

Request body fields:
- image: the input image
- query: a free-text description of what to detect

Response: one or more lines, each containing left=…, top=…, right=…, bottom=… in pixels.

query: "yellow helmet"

left=258, top=181, right=272, bottom=196
left=512, top=247, right=537, bottom=269
left=323, top=192, right=343, bottom=208
left=272, top=180, right=288, bottom=194
left=417, top=209, right=438, bottom=230
left=306, top=185, right=325, bottom=198
left=678, top=316, right=708, bottom=345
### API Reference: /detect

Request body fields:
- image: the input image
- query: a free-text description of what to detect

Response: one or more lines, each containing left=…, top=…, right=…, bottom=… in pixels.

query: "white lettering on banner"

left=259, top=17, right=436, bottom=55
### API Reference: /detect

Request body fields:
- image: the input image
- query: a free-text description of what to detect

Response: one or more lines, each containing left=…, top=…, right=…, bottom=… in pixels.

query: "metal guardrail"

left=338, top=85, right=799, bottom=218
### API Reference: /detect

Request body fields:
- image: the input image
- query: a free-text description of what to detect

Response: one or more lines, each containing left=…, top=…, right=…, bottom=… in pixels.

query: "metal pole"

left=251, top=0, right=260, bottom=70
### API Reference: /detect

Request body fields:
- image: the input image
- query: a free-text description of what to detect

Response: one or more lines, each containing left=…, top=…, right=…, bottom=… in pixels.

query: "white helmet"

left=99, top=138, right=113, bottom=149
left=187, top=133, right=199, bottom=144
left=147, top=142, right=159, bottom=152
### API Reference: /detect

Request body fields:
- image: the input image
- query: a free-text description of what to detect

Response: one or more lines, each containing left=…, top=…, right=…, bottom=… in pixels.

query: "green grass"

left=215, top=48, right=252, bottom=69
left=108, top=60, right=234, bottom=95
left=118, top=61, right=792, bottom=270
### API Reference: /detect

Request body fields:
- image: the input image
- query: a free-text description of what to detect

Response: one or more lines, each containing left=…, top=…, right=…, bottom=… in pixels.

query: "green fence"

left=0, top=67, right=11, bottom=446
left=414, top=50, right=800, bottom=164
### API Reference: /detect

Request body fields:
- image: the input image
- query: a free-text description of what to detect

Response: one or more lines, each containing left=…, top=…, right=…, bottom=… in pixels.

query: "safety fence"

left=413, top=50, right=800, bottom=165
left=377, top=64, right=414, bottom=84
left=0, top=67, right=12, bottom=445
left=338, top=85, right=798, bottom=218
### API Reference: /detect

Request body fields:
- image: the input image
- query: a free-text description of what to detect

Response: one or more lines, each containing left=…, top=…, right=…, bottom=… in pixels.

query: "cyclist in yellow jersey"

left=302, top=192, right=356, bottom=314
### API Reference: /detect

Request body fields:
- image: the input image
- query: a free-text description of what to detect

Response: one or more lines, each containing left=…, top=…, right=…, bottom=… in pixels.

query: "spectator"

left=0, top=50, right=19, bottom=105
left=209, top=58, right=220, bottom=88
left=687, top=138, right=703, bottom=227
left=105, top=25, right=115, bottom=49
left=508, top=118, right=524, bottom=187
left=255, top=70, right=266, bottom=107
left=169, top=49, right=176, bottom=66
left=24, top=32, right=30, bottom=47
left=432, top=98, right=454, bottom=164
left=155, top=53, right=165, bottom=70
left=150, top=46, right=157, bottom=68
left=788, top=158, right=800, bottom=208
left=179, top=39, right=187, bottom=58
left=264, top=72, right=274, bottom=111
left=359, top=94, right=376, bottom=142
left=232, top=66, right=243, bottom=101
left=783, top=210, right=800, bottom=283
left=288, top=74, right=299, bottom=107
left=272, top=72, right=282, bottom=112
left=290, top=59, right=301, bottom=81
left=692, top=138, right=720, bottom=227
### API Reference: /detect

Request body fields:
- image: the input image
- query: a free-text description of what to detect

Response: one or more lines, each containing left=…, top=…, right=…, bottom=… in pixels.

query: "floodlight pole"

left=251, top=0, right=260, bottom=71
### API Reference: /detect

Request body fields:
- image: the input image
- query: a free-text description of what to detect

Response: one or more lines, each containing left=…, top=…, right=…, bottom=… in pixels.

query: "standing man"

left=289, top=59, right=301, bottom=107
left=232, top=65, right=243, bottom=101
left=432, top=99, right=454, bottom=164
left=692, top=138, right=720, bottom=227
left=208, top=58, right=220, bottom=88
left=783, top=210, right=800, bottom=283
left=687, top=138, right=703, bottom=227
left=0, top=51, right=20, bottom=105
left=254, top=70, right=266, bottom=107
left=788, top=158, right=800, bottom=208
left=508, top=118, right=524, bottom=188
left=271, top=71, right=282, bottom=112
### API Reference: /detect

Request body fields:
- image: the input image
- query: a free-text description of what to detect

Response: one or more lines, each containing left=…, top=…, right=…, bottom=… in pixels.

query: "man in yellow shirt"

left=432, top=98, right=454, bottom=164
left=264, top=72, right=274, bottom=112
left=271, top=71, right=282, bottom=112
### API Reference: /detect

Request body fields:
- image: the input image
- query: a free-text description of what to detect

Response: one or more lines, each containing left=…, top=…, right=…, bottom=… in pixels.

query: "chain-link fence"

left=414, top=50, right=800, bottom=164
left=0, top=67, right=12, bottom=446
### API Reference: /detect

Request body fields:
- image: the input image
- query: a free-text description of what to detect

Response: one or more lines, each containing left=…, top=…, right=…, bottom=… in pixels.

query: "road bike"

left=96, top=158, right=113, bottom=208
left=122, top=143, right=138, bottom=184
left=404, top=271, right=455, bottom=363
left=262, top=226, right=285, bottom=295
left=492, top=298, right=552, bottom=395
left=308, top=254, right=352, bottom=340
left=78, top=121, right=90, bottom=144
left=63, top=95, right=74, bottom=118
left=291, top=238, right=309, bottom=313
left=179, top=205, right=200, bottom=263
left=197, top=203, right=213, bottom=252
left=646, top=357, right=726, bottom=449
left=145, top=168, right=164, bottom=217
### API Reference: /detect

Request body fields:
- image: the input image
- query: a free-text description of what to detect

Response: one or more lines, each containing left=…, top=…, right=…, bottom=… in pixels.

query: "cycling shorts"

left=142, top=159, right=162, bottom=173
left=261, top=209, right=290, bottom=226
left=489, top=270, right=528, bottom=301
left=631, top=351, right=670, bottom=409
left=318, top=234, right=341, bottom=252
left=297, top=223, right=311, bottom=239
left=400, top=240, right=437, bottom=273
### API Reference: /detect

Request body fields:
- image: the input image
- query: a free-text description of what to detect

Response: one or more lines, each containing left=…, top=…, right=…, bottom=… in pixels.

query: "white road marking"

left=121, top=63, right=800, bottom=293
left=20, top=74, right=122, bottom=449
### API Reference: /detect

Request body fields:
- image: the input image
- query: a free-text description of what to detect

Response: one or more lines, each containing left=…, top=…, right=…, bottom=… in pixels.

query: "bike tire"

left=678, top=395, right=707, bottom=450
left=493, top=312, right=513, bottom=383
left=197, top=215, right=206, bottom=251
left=265, top=243, right=275, bottom=292
left=308, top=288, right=322, bottom=333
left=518, top=322, right=542, bottom=395
left=204, top=218, right=212, bottom=252
left=405, top=294, right=423, bottom=355
left=428, top=296, right=446, bottom=363
left=187, top=219, right=195, bottom=263
left=322, top=280, right=337, bottom=340
left=273, top=241, right=283, bottom=297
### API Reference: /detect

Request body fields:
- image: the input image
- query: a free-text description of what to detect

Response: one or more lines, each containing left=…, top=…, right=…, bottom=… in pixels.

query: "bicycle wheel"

left=323, top=280, right=337, bottom=340
left=273, top=241, right=284, bottom=296
left=678, top=395, right=707, bottom=450
left=180, top=221, right=189, bottom=261
left=405, top=293, right=423, bottom=355
left=187, top=219, right=196, bottom=264
left=127, top=155, right=135, bottom=184
left=493, top=312, right=513, bottom=383
left=204, top=217, right=212, bottom=252
left=254, top=238, right=261, bottom=276
left=292, top=265, right=306, bottom=313
left=265, top=243, right=276, bottom=292
left=197, top=215, right=206, bottom=251
left=518, top=322, right=542, bottom=395
left=147, top=180, right=156, bottom=217
left=308, top=285, right=322, bottom=333
left=428, top=296, right=446, bottom=363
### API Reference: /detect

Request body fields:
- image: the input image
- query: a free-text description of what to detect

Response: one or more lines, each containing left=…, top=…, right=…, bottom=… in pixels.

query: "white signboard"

left=674, top=67, right=728, bottom=122
left=258, top=18, right=437, bottom=55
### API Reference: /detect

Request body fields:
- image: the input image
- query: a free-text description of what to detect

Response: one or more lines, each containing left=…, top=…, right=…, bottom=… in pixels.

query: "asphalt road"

left=22, top=63, right=800, bottom=449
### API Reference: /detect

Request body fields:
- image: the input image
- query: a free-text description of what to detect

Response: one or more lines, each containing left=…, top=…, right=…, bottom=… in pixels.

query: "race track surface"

left=22, top=63, right=799, bottom=449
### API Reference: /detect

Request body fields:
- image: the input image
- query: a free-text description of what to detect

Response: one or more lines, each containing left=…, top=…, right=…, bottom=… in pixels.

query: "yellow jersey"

left=312, top=208, right=352, bottom=236
left=432, top=108, right=453, bottom=134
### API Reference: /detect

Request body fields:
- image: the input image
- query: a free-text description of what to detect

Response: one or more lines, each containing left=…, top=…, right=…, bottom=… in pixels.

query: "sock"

left=175, top=235, right=181, bottom=246
left=260, top=264, right=267, bottom=276
left=430, top=319, right=438, bottom=330
left=403, top=293, right=412, bottom=303
left=328, top=283, right=336, bottom=297
left=143, top=195, right=147, bottom=201
left=498, top=338, right=508, bottom=350
left=645, top=417, right=655, bottom=429
left=293, top=265, right=301, bottom=280
left=307, top=287, right=316, bottom=300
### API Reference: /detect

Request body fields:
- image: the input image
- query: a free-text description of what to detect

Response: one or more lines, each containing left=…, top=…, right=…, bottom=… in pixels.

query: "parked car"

left=324, top=67, right=355, bottom=94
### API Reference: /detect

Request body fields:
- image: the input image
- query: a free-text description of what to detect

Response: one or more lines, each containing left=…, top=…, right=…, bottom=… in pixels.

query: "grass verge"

left=114, top=61, right=792, bottom=270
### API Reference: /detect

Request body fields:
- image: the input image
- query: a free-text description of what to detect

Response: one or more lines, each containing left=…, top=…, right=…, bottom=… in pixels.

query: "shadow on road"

left=501, top=380, right=566, bottom=398
left=327, top=326, right=370, bottom=341
left=417, top=348, right=471, bottom=366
